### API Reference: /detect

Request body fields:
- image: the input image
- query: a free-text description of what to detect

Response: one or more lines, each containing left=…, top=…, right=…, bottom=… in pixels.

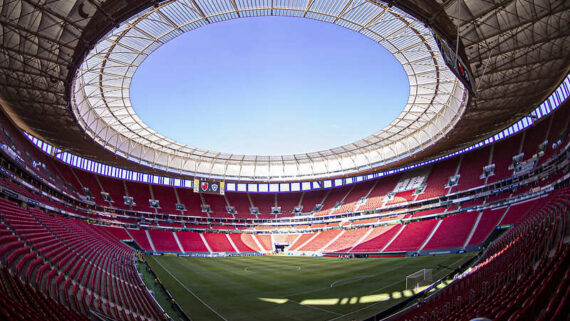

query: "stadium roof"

left=71, top=0, right=467, bottom=180
left=0, top=0, right=568, bottom=181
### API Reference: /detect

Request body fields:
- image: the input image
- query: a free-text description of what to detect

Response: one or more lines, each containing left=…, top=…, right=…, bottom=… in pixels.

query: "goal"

left=406, top=269, right=433, bottom=290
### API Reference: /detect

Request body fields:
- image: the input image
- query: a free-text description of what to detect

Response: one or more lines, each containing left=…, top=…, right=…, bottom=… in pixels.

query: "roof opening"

left=131, top=17, right=408, bottom=156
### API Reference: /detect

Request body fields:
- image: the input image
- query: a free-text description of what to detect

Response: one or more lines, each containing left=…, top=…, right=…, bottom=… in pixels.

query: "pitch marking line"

left=327, top=256, right=471, bottom=321
left=152, top=257, right=228, bottom=321
left=285, top=298, right=343, bottom=316
left=285, top=272, right=382, bottom=297
left=330, top=274, right=376, bottom=288
left=325, top=279, right=403, bottom=321
left=244, top=265, right=301, bottom=272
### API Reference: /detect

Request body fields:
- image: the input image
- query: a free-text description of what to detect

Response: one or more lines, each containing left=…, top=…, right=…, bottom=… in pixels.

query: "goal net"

left=406, top=269, right=433, bottom=290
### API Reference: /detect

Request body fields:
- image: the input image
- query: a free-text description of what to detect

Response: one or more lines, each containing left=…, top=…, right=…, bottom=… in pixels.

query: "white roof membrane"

left=71, top=0, right=468, bottom=181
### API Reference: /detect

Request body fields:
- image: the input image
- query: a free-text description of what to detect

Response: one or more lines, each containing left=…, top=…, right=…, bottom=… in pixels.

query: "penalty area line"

left=151, top=257, right=228, bottom=321
left=284, top=272, right=376, bottom=297
left=325, top=279, right=403, bottom=321
left=328, top=255, right=473, bottom=321
left=284, top=298, right=343, bottom=316
left=330, top=274, right=376, bottom=288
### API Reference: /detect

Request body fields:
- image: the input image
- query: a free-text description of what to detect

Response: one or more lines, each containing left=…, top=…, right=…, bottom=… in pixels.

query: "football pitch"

left=145, top=254, right=475, bottom=321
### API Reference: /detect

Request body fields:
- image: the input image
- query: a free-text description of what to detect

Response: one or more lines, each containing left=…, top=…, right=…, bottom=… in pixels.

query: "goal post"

left=405, top=268, right=433, bottom=290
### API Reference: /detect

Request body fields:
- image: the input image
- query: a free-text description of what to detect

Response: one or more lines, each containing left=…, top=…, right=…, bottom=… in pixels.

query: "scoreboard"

left=194, top=179, right=225, bottom=195
left=433, top=32, right=476, bottom=95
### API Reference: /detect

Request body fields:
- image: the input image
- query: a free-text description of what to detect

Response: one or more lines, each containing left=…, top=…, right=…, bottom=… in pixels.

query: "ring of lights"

left=71, top=0, right=468, bottom=182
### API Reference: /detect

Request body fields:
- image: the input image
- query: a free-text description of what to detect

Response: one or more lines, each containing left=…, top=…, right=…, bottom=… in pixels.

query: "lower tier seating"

left=423, top=211, right=479, bottom=250
left=0, top=198, right=165, bottom=321
left=395, top=188, right=569, bottom=321
left=203, top=233, right=235, bottom=252
left=0, top=266, right=88, bottom=321
left=385, top=219, right=438, bottom=252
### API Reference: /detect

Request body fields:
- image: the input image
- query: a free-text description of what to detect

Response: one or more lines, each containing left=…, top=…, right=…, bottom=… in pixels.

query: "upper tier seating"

left=386, top=190, right=416, bottom=206
left=540, top=102, right=569, bottom=164
left=225, top=193, right=255, bottom=218
left=250, top=193, right=274, bottom=216
left=335, top=180, right=375, bottom=214
left=0, top=87, right=566, bottom=227
left=176, top=187, right=206, bottom=217
left=416, top=159, right=458, bottom=201
left=455, top=146, right=492, bottom=191
left=276, top=193, right=300, bottom=216
left=124, top=181, right=152, bottom=212
left=98, top=176, right=129, bottom=210
left=69, top=169, right=107, bottom=206
left=521, top=118, right=550, bottom=161
left=202, top=193, right=232, bottom=218
left=0, top=112, right=75, bottom=197
left=149, top=185, right=179, bottom=214
left=488, top=134, right=522, bottom=183
left=359, top=175, right=399, bottom=211
left=299, top=189, right=327, bottom=214
left=314, top=185, right=352, bottom=216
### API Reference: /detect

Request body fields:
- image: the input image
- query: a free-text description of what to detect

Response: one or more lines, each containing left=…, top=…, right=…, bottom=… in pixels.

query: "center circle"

left=131, top=17, right=409, bottom=156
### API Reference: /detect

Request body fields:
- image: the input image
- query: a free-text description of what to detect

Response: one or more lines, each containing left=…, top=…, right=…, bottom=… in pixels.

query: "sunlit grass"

left=260, top=285, right=430, bottom=307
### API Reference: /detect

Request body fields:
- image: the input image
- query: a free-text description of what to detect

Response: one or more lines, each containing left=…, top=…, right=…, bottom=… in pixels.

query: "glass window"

left=291, top=183, right=300, bottom=192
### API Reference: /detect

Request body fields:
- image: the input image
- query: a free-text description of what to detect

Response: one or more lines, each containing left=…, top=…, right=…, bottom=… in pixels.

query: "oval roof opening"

left=131, top=17, right=409, bottom=155
left=72, top=1, right=468, bottom=181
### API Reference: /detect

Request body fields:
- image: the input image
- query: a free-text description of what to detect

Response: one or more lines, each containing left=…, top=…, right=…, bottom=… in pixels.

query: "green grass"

left=145, top=254, right=474, bottom=321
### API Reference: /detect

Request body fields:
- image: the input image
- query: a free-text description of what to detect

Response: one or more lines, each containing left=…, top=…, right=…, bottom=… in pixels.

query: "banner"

left=193, top=179, right=225, bottom=195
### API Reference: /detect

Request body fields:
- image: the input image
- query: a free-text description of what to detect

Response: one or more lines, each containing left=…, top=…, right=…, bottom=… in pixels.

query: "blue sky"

left=131, top=17, right=408, bottom=155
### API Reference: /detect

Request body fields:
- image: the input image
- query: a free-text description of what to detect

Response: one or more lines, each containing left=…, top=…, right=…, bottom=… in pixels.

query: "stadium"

left=0, top=0, right=568, bottom=320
